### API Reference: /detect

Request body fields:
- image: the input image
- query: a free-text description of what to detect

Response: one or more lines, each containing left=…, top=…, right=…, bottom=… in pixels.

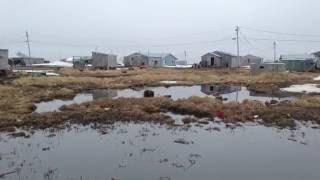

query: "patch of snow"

left=314, top=75, right=320, bottom=81
left=163, top=65, right=193, bottom=69
left=160, top=81, right=177, bottom=84
left=241, top=65, right=251, bottom=70
left=281, top=84, right=320, bottom=94
left=13, top=70, right=53, bottom=73
left=32, top=61, right=73, bottom=68
left=46, top=72, right=60, bottom=76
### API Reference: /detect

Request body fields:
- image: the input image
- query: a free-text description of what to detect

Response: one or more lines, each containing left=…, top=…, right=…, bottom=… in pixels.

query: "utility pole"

left=184, top=50, right=187, bottom=62
left=235, top=26, right=240, bottom=68
left=273, top=41, right=276, bottom=62
left=25, top=31, right=33, bottom=71
left=25, top=31, right=31, bottom=57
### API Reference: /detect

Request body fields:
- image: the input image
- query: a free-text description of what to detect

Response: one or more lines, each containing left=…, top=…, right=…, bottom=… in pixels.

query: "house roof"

left=140, top=52, right=177, bottom=59
left=128, top=52, right=177, bottom=59
left=213, top=51, right=237, bottom=57
left=280, top=54, right=315, bottom=61
left=205, top=52, right=222, bottom=57
left=243, top=54, right=263, bottom=59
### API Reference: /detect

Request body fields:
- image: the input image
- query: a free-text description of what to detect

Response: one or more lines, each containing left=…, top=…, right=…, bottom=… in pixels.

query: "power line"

left=245, top=37, right=320, bottom=43
left=241, top=26, right=320, bottom=37
left=30, top=37, right=232, bottom=49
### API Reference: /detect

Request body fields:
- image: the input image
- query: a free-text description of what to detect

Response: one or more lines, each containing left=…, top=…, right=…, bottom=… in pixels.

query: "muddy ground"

left=0, top=68, right=320, bottom=131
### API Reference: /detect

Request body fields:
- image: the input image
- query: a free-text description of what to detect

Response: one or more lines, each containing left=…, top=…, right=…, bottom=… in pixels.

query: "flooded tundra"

left=35, top=84, right=294, bottom=113
left=0, top=121, right=320, bottom=180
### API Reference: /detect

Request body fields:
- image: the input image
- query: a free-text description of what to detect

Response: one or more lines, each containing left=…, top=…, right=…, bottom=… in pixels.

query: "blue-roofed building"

left=123, top=52, right=177, bottom=67
left=279, top=54, right=317, bottom=72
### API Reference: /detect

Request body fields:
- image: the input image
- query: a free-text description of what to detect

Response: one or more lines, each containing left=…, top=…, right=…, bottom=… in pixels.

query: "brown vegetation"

left=0, top=68, right=319, bottom=131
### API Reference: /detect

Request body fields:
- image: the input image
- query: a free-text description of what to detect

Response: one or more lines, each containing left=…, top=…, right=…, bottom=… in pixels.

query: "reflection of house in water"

left=91, top=89, right=118, bottom=100
left=249, top=90, right=292, bottom=99
left=201, top=84, right=241, bottom=96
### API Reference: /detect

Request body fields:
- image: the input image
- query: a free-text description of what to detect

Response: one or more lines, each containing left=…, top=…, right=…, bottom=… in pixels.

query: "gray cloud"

left=1, top=0, right=319, bottom=62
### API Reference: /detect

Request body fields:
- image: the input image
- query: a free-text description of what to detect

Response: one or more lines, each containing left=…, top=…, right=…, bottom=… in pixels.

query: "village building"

left=91, top=52, right=117, bottom=70
left=312, top=51, right=320, bottom=69
left=250, top=62, right=286, bottom=75
left=0, top=49, right=9, bottom=75
left=242, top=54, right=263, bottom=65
left=123, top=52, right=177, bottom=67
left=200, top=51, right=250, bottom=68
left=279, top=54, right=317, bottom=72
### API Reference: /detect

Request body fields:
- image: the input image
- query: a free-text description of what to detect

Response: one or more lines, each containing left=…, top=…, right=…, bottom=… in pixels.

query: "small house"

left=200, top=51, right=247, bottom=68
left=123, top=52, right=177, bottom=67
left=312, top=51, right=320, bottom=69
left=92, top=52, right=117, bottom=70
left=0, top=49, right=9, bottom=75
left=250, top=62, right=286, bottom=75
left=279, top=54, right=317, bottom=72
left=242, top=54, right=263, bottom=65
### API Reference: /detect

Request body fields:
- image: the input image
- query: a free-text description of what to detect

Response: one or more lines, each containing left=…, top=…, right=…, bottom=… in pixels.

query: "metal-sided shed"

left=92, top=52, right=117, bottom=69
left=242, top=54, right=263, bottom=65
left=250, top=62, right=286, bottom=75
left=0, top=49, right=9, bottom=70
left=279, top=54, right=317, bottom=72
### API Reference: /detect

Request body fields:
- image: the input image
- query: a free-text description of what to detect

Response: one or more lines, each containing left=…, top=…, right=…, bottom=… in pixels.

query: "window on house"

left=210, top=86, right=214, bottom=91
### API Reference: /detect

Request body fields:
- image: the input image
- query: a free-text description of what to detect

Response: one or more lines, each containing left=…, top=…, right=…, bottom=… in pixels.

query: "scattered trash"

left=216, top=111, right=225, bottom=119
left=144, top=90, right=155, bottom=97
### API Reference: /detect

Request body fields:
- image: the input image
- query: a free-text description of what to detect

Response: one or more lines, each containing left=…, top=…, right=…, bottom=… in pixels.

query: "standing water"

left=1, top=121, right=319, bottom=180
left=35, top=85, right=294, bottom=113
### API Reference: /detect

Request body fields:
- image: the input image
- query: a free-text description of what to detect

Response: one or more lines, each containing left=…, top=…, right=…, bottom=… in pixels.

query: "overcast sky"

left=1, top=0, right=320, bottom=62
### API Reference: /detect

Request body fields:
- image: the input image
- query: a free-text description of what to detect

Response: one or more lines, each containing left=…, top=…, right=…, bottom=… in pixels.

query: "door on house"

left=210, top=57, right=215, bottom=66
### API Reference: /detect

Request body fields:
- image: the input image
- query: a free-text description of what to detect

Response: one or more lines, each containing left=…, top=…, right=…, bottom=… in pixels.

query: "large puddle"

left=35, top=85, right=294, bottom=113
left=1, top=121, right=320, bottom=180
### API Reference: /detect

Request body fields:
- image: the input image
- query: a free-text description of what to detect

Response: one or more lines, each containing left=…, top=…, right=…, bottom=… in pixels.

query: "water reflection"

left=201, top=84, right=241, bottom=96
left=0, top=121, right=319, bottom=180
left=35, top=85, right=295, bottom=113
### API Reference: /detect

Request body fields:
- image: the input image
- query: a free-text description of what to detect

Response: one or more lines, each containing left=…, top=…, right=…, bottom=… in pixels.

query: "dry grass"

left=0, top=68, right=319, bottom=130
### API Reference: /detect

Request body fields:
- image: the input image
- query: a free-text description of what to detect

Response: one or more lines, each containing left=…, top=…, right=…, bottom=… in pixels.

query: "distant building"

left=10, top=57, right=45, bottom=66
left=242, top=54, right=263, bottom=65
left=250, top=62, right=286, bottom=75
left=200, top=51, right=249, bottom=68
left=92, top=52, right=117, bottom=69
left=123, top=52, right=177, bottom=67
left=312, top=51, right=320, bottom=69
left=0, top=49, right=9, bottom=75
left=279, top=54, right=317, bottom=72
